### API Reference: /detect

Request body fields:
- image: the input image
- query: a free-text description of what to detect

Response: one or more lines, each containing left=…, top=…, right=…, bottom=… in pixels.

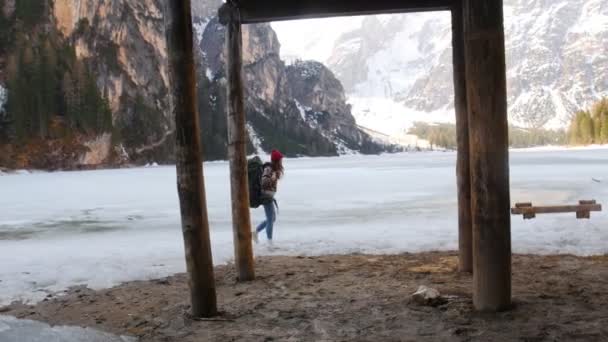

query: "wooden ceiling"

left=225, top=0, right=454, bottom=24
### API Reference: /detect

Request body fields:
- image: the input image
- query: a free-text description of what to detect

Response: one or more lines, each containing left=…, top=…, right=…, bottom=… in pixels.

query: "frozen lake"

left=0, top=315, right=134, bottom=342
left=1, top=150, right=607, bottom=305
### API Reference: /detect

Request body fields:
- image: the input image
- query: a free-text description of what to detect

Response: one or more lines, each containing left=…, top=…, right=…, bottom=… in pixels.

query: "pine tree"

left=579, top=111, right=594, bottom=144
left=15, top=0, right=46, bottom=29
left=62, top=71, right=77, bottom=129
left=593, top=116, right=601, bottom=142
left=0, top=0, right=11, bottom=54
left=99, top=89, right=113, bottom=133
left=41, top=40, right=58, bottom=110
left=568, top=98, right=608, bottom=145
left=593, top=98, right=608, bottom=144
left=600, top=115, right=608, bottom=144
left=13, top=45, right=43, bottom=139
left=569, top=111, right=584, bottom=145
left=83, top=74, right=99, bottom=134
left=72, top=60, right=88, bottom=132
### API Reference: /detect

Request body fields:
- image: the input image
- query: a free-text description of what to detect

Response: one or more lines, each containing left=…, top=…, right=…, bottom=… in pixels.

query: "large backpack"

left=247, top=156, right=269, bottom=208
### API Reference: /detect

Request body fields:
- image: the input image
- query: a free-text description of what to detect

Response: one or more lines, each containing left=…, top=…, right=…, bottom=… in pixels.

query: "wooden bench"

left=511, top=200, right=602, bottom=220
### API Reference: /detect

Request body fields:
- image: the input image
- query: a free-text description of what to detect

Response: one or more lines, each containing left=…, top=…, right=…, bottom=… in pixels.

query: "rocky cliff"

left=52, top=0, right=174, bottom=162
left=196, top=16, right=392, bottom=158
left=0, top=0, right=174, bottom=168
left=0, top=0, right=392, bottom=169
left=68, top=0, right=396, bottom=160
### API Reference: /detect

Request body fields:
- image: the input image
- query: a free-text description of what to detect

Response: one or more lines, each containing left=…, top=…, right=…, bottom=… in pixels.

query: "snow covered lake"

left=1, top=150, right=608, bottom=305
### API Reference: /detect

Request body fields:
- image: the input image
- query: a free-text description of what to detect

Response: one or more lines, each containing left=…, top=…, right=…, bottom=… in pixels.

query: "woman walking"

left=253, top=149, right=284, bottom=244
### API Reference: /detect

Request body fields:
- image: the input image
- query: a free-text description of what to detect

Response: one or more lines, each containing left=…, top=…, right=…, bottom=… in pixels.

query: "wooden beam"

left=220, top=0, right=453, bottom=24
left=451, top=2, right=472, bottom=273
left=165, top=0, right=217, bottom=317
left=511, top=200, right=602, bottom=219
left=463, top=0, right=511, bottom=311
left=512, top=204, right=602, bottom=215
left=226, top=8, right=255, bottom=281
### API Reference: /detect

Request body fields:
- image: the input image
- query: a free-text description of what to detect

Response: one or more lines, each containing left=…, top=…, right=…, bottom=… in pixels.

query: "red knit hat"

left=271, top=149, right=283, bottom=162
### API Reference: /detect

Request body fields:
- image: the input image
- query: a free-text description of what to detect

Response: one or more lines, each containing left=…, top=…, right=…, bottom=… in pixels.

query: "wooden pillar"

left=165, top=0, right=217, bottom=317
left=225, top=6, right=255, bottom=281
left=451, top=2, right=472, bottom=273
left=463, top=0, right=512, bottom=311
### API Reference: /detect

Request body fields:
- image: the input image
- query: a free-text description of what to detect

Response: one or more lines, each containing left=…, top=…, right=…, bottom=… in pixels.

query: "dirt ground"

left=3, top=252, right=608, bottom=341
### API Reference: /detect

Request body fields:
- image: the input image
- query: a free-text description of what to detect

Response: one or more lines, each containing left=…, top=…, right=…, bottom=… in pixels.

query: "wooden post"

left=165, top=0, right=217, bottom=317
left=225, top=6, right=255, bottom=281
left=463, top=0, right=512, bottom=311
left=451, top=1, right=472, bottom=273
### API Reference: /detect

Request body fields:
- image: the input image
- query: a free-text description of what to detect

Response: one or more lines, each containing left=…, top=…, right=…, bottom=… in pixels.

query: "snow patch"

left=205, top=68, right=214, bottom=81
left=0, top=84, right=7, bottom=114
left=293, top=61, right=324, bottom=79
left=348, top=96, right=453, bottom=138
left=192, top=19, right=210, bottom=45
left=569, top=0, right=608, bottom=34
left=272, top=17, right=365, bottom=63
left=350, top=13, right=451, bottom=99
left=334, top=139, right=357, bottom=155
left=294, top=99, right=310, bottom=122
left=318, top=128, right=357, bottom=155
left=359, top=125, right=430, bottom=150
left=547, top=90, right=571, bottom=129
left=246, top=123, right=265, bottom=156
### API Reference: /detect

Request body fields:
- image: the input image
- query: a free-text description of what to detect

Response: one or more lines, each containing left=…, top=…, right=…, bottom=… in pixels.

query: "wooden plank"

left=463, top=0, right=511, bottom=312
left=220, top=0, right=453, bottom=24
left=165, top=0, right=217, bottom=317
left=226, top=11, right=255, bottom=282
left=511, top=204, right=602, bottom=215
left=451, top=2, right=472, bottom=273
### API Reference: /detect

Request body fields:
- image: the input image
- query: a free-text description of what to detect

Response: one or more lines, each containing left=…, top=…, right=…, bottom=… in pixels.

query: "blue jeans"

left=256, top=202, right=276, bottom=240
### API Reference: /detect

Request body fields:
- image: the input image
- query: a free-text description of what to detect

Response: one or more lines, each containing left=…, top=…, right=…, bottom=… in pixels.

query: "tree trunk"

left=226, top=16, right=256, bottom=281
left=451, top=2, right=472, bottom=273
left=165, top=0, right=217, bottom=317
left=463, top=0, right=512, bottom=311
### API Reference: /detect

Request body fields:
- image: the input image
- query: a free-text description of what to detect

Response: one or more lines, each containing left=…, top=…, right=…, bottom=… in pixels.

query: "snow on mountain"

left=193, top=18, right=211, bottom=44
left=271, top=0, right=608, bottom=137
left=349, top=96, right=450, bottom=138
left=274, top=12, right=453, bottom=137
left=272, top=17, right=365, bottom=64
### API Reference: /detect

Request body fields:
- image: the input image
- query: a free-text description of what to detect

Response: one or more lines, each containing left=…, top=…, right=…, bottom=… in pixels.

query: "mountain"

left=272, top=0, right=608, bottom=136
left=0, top=0, right=393, bottom=170
left=196, top=17, right=393, bottom=159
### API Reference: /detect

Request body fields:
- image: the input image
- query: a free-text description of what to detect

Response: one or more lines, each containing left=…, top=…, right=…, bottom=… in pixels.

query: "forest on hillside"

left=567, top=98, right=608, bottom=145
left=408, top=122, right=567, bottom=150
left=409, top=95, right=608, bottom=150
left=0, top=0, right=112, bottom=144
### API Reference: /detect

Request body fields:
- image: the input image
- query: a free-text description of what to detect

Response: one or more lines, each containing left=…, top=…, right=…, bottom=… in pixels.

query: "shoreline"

left=2, top=145, right=608, bottom=174
left=2, top=252, right=607, bottom=341
left=510, top=144, right=608, bottom=152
